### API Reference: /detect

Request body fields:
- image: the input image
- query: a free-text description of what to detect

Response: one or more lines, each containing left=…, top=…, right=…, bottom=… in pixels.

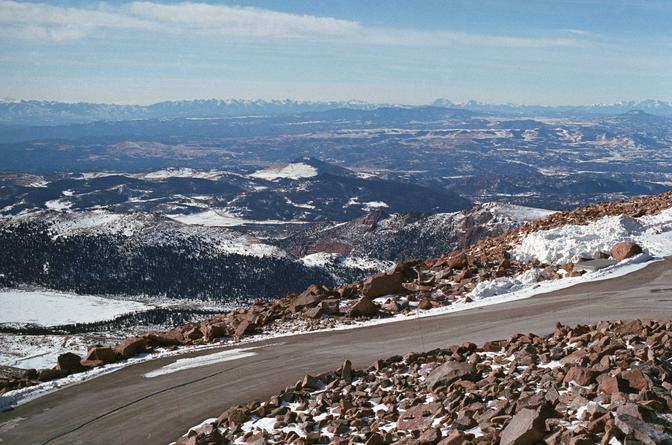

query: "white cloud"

left=0, top=0, right=585, bottom=48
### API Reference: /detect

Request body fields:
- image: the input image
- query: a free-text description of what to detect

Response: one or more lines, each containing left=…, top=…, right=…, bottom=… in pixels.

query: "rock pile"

left=174, top=319, right=672, bottom=445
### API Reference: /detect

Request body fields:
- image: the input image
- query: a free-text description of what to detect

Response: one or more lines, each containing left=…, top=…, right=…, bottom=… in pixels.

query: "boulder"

left=598, top=375, right=628, bottom=395
left=291, top=285, right=327, bottom=311
left=182, top=325, right=203, bottom=341
left=397, top=402, right=443, bottom=431
left=115, top=337, right=148, bottom=359
left=144, top=330, right=184, bottom=347
left=438, top=430, right=472, bottom=445
left=348, top=296, right=380, bottom=318
left=217, top=406, right=249, bottom=427
left=621, top=368, right=650, bottom=392
left=81, top=346, right=119, bottom=367
left=362, top=272, right=405, bottom=298
left=610, top=242, right=643, bottom=261
left=303, top=305, right=323, bottom=319
left=426, top=361, right=477, bottom=390
left=234, top=319, right=254, bottom=339
left=500, top=403, right=556, bottom=445
left=37, top=368, right=64, bottom=382
left=55, top=352, right=86, bottom=374
left=203, top=322, right=229, bottom=342
left=563, top=367, right=599, bottom=386
left=447, top=252, right=468, bottom=269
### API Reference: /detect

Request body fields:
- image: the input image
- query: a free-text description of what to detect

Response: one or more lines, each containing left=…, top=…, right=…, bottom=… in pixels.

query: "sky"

left=0, top=0, right=671, bottom=105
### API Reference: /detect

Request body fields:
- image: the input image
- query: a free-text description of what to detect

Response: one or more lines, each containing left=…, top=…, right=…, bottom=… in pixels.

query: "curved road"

left=2, top=259, right=672, bottom=445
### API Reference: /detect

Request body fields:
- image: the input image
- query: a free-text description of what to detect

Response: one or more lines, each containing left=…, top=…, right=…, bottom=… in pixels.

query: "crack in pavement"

left=40, top=363, right=246, bottom=445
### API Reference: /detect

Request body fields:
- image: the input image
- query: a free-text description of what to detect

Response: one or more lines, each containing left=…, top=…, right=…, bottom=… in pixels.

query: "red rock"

left=115, top=337, right=148, bottom=359
left=438, top=430, right=471, bottom=445
left=621, top=368, right=650, bottom=391
left=500, top=403, right=557, bottom=445
left=426, top=361, right=478, bottom=390
left=598, top=375, right=628, bottom=395
left=81, top=346, right=118, bottom=368
left=234, top=319, right=254, bottom=339
left=144, top=330, right=184, bottom=347
left=447, top=252, right=468, bottom=269
left=396, top=402, right=443, bottom=431
left=348, top=296, right=380, bottom=317
left=291, top=285, right=327, bottom=311
left=563, top=367, right=599, bottom=386
left=610, top=242, right=643, bottom=261
left=37, top=368, right=64, bottom=382
left=182, top=325, right=203, bottom=341
left=362, top=272, right=405, bottom=297
left=204, top=322, right=229, bottom=342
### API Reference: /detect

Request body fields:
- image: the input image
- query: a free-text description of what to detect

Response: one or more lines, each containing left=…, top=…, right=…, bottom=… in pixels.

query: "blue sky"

left=0, top=0, right=670, bottom=105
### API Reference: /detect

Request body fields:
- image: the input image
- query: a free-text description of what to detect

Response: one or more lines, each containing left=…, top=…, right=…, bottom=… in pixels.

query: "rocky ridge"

left=2, top=191, right=671, bottom=397
left=175, top=319, right=672, bottom=445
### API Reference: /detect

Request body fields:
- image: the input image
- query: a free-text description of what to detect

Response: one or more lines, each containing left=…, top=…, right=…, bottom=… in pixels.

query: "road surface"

left=2, top=258, right=672, bottom=445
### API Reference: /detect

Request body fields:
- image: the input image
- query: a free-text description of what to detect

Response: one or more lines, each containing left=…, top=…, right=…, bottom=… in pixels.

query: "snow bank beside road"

left=513, top=208, right=672, bottom=265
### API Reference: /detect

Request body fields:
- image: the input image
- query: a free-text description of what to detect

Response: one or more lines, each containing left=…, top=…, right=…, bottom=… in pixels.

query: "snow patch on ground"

left=250, top=163, right=318, bottom=180
left=141, top=168, right=223, bottom=181
left=0, top=289, right=152, bottom=327
left=167, top=209, right=307, bottom=228
left=514, top=208, right=672, bottom=265
left=0, top=334, right=90, bottom=369
left=144, top=347, right=261, bottom=378
left=44, top=199, right=72, bottom=211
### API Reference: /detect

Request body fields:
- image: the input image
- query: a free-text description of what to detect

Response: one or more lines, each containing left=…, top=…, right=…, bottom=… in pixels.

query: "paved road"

left=2, top=259, right=672, bottom=445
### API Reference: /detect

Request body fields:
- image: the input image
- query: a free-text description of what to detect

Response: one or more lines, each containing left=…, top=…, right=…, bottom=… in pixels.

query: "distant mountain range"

left=432, top=98, right=672, bottom=117
left=1, top=97, right=671, bottom=126
left=0, top=98, right=379, bottom=126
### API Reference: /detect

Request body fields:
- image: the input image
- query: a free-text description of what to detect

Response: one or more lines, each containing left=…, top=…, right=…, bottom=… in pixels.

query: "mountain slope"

left=277, top=203, right=554, bottom=261
left=0, top=210, right=387, bottom=300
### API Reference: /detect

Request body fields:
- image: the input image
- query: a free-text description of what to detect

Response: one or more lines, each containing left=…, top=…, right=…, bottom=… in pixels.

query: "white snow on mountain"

left=249, top=163, right=318, bottom=180
left=167, top=209, right=250, bottom=227
left=141, top=168, right=224, bottom=181
left=513, top=207, right=672, bottom=265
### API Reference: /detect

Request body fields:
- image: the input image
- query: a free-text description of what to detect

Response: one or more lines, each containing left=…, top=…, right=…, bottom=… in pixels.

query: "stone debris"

left=172, top=319, right=672, bottom=445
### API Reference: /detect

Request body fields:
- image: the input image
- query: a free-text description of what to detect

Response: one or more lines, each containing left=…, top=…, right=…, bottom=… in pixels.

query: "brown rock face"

left=499, top=403, right=556, bottom=445
left=55, top=352, right=86, bottom=374
left=348, top=296, right=380, bottom=317
left=362, top=272, right=405, bottom=298
left=610, top=241, right=643, bottom=261
left=426, top=361, right=477, bottom=390
left=114, top=337, right=148, bottom=359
